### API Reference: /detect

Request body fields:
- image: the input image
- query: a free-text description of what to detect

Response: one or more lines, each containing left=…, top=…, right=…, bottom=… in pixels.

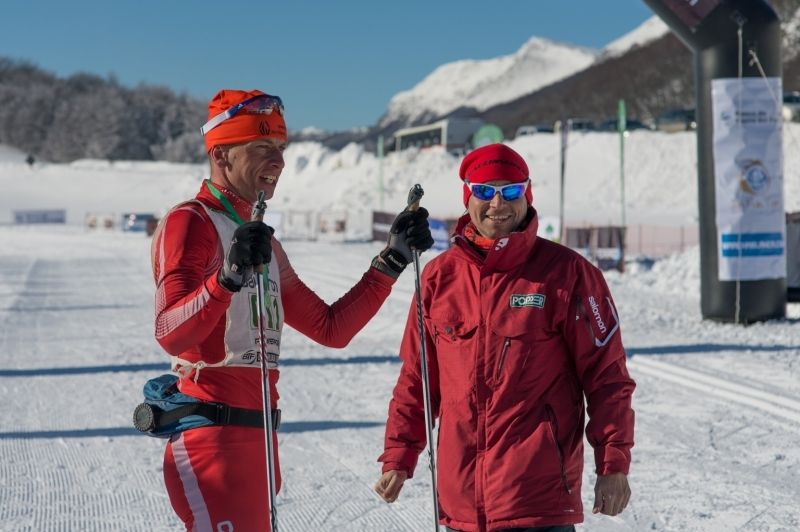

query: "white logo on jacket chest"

left=494, top=237, right=509, bottom=251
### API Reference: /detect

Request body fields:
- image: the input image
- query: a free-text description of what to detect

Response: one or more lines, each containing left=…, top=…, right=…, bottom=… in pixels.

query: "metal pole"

left=252, top=191, right=279, bottom=532
left=558, top=119, right=570, bottom=243
left=378, top=135, right=385, bottom=211
left=618, top=100, right=627, bottom=272
left=406, top=184, right=440, bottom=532
left=618, top=99, right=627, bottom=229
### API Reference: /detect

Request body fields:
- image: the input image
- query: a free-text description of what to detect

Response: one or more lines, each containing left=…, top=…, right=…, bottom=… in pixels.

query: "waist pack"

left=132, top=374, right=280, bottom=438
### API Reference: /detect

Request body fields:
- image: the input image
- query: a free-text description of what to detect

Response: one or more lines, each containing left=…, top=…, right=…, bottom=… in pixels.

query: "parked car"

left=514, top=123, right=555, bottom=138
left=515, top=125, right=539, bottom=138
left=532, top=123, right=555, bottom=133
left=122, top=212, right=157, bottom=233
left=597, top=118, right=653, bottom=132
left=567, top=118, right=595, bottom=131
left=656, top=109, right=696, bottom=132
left=783, top=91, right=800, bottom=122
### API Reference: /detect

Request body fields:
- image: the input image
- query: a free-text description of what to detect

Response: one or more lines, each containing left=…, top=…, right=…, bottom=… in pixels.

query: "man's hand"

left=378, top=207, right=434, bottom=275
left=592, top=472, right=631, bottom=516
left=218, top=221, right=273, bottom=292
left=374, top=470, right=408, bottom=503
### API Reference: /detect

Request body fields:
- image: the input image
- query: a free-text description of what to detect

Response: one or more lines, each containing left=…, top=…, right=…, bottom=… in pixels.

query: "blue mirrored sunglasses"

left=200, top=94, right=285, bottom=136
left=466, top=179, right=530, bottom=201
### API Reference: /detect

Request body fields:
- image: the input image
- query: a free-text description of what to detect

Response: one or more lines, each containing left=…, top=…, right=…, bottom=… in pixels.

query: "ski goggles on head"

left=200, top=94, right=285, bottom=136
left=465, top=179, right=530, bottom=201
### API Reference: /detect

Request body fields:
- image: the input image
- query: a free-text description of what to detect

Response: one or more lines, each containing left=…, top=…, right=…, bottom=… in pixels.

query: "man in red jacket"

left=374, top=143, right=635, bottom=532
left=151, top=88, right=433, bottom=531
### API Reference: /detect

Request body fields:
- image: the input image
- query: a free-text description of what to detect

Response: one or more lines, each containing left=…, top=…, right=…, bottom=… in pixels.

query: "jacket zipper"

left=494, top=338, right=511, bottom=382
left=545, top=404, right=572, bottom=495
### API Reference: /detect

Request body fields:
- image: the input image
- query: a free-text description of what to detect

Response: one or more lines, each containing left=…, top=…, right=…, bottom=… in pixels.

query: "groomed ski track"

left=0, top=228, right=798, bottom=531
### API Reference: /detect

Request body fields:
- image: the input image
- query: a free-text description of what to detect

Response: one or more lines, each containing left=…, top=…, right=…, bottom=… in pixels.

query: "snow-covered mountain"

left=600, top=15, right=669, bottom=59
left=379, top=37, right=597, bottom=128
left=376, top=16, right=681, bottom=131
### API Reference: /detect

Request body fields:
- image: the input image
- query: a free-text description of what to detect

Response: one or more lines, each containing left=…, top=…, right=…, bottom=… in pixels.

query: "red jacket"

left=151, top=181, right=397, bottom=409
left=379, top=210, right=635, bottom=531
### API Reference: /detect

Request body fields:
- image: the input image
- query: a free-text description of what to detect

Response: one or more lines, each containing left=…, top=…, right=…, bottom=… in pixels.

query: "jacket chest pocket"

left=428, top=317, right=478, bottom=403
left=488, top=314, right=554, bottom=389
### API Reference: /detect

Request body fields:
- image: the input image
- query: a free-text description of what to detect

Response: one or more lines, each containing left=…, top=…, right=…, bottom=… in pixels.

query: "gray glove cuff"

left=371, top=254, right=403, bottom=279
left=387, top=233, right=413, bottom=264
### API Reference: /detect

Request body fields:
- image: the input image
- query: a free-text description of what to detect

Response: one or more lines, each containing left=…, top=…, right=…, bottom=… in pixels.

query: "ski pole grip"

left=251, top=191, right=267, bottom=222
left=407, top=184, right=424, bottom=212
left=251, top=191, right=267, bottom=273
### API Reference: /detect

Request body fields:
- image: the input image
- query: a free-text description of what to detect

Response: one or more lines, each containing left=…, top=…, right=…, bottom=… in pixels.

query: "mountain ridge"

left=314, top=1, right=800, bottom=150
left=3, top=3, right=800, bottom=161
left=379, top=37, right=598, bottom=128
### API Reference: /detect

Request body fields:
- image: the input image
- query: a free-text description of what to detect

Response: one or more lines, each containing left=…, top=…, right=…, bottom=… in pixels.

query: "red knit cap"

left=203, top=89, right=288, bottom=152
left=459, top=143, right=532, bottom=205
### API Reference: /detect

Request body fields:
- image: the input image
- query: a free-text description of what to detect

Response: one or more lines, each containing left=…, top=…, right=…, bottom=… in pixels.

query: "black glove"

left=219, top=221, right=273, bottom=292
left=378, top=207, right=434, bottom=275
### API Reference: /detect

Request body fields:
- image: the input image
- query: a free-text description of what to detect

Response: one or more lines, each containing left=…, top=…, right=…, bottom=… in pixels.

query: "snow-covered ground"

left=0, top=223, right=798, bottom=531
left=1, top=123, right=800, bottom=531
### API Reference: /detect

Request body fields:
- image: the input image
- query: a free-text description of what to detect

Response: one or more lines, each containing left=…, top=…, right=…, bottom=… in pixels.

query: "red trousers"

left=164, top=425, right=281, bottom=532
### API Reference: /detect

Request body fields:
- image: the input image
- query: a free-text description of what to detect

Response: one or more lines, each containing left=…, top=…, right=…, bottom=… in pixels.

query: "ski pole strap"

left=134, top=402, right=281, bottom=434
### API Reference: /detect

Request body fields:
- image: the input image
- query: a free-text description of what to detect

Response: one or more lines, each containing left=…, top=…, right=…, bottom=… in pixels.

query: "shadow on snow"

left=0, top=355, right=400, bottom=377
left=626, top=343, right=799, bottom=357
left=5, top=303, right=139, bottom=312
left=0, top=420, right=385, bottom=439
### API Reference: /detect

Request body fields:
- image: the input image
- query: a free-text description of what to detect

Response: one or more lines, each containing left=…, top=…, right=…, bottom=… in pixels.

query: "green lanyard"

left=204, top=180, right=273, bottom=312
left=204, top=180, right=246, bottom=225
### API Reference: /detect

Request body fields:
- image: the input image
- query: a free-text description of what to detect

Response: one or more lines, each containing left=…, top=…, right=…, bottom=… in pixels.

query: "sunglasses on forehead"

left=465, top=179, right=530, bottom=201
left=200, top=94, right=285, bottom=136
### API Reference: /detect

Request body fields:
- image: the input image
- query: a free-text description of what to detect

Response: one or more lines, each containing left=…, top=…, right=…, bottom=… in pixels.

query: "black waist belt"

left=137, top=402, right=281, bottom=433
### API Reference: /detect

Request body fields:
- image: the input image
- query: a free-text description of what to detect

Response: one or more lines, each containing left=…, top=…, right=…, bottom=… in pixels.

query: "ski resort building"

left=393, top=117, right=484, bottom=154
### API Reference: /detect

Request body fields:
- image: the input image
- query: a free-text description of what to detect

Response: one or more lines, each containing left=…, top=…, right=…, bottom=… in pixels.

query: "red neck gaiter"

left=462, top=222, right=495, bottom=255
left=461, top=208, right=535, bottom=255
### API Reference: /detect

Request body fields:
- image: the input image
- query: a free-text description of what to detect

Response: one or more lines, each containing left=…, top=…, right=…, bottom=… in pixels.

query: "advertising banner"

left=787, top=212, right=800, bottom=300
left=373, top=211, right=454, bottom=251
left=429, top=218, right=451, bottom=251
left=712, top=77, right=785, bottom=281
left=14, top=209, right=66, bottom=224
left=371, top=211, right=394, bottom=242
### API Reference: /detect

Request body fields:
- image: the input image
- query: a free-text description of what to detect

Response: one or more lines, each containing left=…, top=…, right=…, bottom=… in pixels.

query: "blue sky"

left=1, top=1, right=654, bottom=131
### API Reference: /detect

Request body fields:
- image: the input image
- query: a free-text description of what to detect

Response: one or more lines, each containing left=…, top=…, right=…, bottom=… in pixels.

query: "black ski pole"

left=252, top=191, right=279, bottom=532
left=406, top=184, right=441, bottom=531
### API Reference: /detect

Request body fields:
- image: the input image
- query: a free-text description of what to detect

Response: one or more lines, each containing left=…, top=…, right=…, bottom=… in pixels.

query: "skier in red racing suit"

left=374, top=144, right=636, bottom=532
left=151, top=88, right=433, bottom=531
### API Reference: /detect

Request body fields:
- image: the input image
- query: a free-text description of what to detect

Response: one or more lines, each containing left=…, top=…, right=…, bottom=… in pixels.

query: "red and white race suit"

left=379, top=210, right=636, bottom=532
left=152, top=181, right=396, bottom=531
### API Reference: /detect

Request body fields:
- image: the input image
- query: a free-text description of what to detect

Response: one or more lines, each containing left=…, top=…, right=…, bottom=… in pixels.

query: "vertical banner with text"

left=711, top=77, right=785, bottom=281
